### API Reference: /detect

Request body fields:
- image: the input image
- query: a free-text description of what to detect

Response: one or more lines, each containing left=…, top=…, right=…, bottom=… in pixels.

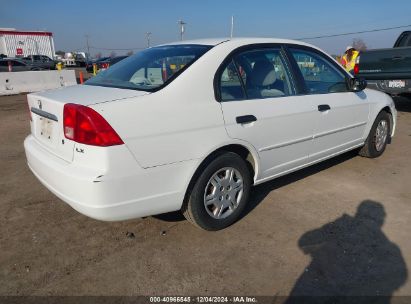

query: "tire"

left=359, top=111, right=391, bottom=158
left=182, top=152, right=252, bottom=231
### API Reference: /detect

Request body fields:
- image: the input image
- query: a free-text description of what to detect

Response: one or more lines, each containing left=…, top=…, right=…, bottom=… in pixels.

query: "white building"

left=0, top=28, right=56, bottom=59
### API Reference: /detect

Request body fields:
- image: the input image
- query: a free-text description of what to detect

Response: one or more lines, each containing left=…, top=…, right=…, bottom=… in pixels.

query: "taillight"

left=354, top=64, right=359, bottom=75
left=354, top=56, right=360, bottom=75
left=63, top=103, right=124, bottom=147
left=101, top=63, right=109, bottom=69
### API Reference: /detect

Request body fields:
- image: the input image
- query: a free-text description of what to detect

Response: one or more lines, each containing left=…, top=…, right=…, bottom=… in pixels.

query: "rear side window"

left=218, top=47, right=293, bottom=101
left=404, top=35, right=411, bottom=47
left=219, top=61, right=246, bottom=101
left=289, top=48, right=348, bottom=94
left=396, top=33, right=411, bottom=47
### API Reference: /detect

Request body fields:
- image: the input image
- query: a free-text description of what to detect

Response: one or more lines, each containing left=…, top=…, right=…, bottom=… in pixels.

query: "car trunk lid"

left=28, top=85, right=149, bottom=162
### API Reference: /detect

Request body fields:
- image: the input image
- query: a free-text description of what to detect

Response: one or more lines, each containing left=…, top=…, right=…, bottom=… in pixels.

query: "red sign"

left=16, top=48, right=23, bottom=55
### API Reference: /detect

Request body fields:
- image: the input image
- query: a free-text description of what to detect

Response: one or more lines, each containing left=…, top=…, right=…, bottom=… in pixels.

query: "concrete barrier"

left=0, top=70, right=77, bottom=96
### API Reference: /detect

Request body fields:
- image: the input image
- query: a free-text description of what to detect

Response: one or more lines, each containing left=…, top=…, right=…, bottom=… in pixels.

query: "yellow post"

left=93, top=63, right=97, bottom=76
left=56, top=62, right=62, bottom=70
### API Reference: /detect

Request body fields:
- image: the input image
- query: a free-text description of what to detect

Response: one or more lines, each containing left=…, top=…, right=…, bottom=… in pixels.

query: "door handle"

left=236, top=115, right=257, bottom=124
left=318, top=104, right=331, bottom=112
left=392, top=56, right=405, bottom=61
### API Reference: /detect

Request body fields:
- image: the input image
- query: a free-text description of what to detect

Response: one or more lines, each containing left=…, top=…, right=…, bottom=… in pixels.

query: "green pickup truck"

left=356, top=31, right=411, bottom=98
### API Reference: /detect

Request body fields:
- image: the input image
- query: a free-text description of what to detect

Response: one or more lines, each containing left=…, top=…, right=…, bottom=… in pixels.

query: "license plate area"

left=39, top=117, right=54, bottom=142
left=34, top=115, right=57, bottom=147
left=388, top=80, right=406, bottom=88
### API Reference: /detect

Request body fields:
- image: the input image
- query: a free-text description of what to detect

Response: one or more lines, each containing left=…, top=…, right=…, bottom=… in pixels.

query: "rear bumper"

left=24, top=135, right=196, bottom=221
left=366, top=79, right=411, bottom=96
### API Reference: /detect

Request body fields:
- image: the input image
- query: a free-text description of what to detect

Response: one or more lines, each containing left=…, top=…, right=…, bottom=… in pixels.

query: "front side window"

left=86, top=44, right=212, bottom=91
left=219, top=48, right=293, bottom=101
left=290, top=48, right=348, bottom=94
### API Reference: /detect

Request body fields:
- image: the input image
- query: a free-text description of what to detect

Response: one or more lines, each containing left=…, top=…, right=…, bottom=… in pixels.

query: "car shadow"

left=152, top=211, right=186, bottom=222
left=240, top=149, right=358, bottom=220
left=284, top=200, right=408, bottom=304
left=393, top=95, right=411, bottom=113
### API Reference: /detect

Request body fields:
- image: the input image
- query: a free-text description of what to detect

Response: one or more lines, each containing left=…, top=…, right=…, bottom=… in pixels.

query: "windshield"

left=85, top=44, right=212, bottom=91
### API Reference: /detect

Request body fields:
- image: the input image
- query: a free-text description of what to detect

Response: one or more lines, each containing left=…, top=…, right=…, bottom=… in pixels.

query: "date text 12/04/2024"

left=149, top=296, right=257, bottom=303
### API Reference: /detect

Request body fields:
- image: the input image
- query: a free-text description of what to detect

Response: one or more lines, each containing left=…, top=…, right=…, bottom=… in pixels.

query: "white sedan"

left=24, top=38, right=397, bottom=230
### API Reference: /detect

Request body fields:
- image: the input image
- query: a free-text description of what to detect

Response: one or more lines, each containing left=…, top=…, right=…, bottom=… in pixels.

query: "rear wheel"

left=359, top=111, right=391, bottom=158
left=182, top=152, right=252, bottom=230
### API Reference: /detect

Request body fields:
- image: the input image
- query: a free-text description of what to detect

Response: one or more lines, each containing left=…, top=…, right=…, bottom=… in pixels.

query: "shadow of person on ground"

left=285, top=200, right=407, bottom=304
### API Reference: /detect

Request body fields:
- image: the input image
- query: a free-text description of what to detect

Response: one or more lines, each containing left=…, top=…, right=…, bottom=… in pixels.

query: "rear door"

left=287, top=46, right=369, bottom=161
left=218, top=46, right=317, bottom=180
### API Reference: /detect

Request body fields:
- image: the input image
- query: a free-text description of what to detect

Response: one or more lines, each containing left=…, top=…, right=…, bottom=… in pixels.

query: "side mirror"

left=349, top=77, right=367, bottom=92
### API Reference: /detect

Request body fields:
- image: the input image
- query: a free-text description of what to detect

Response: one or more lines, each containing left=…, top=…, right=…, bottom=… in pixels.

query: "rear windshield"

left=85, top=44, right=212, bottom=91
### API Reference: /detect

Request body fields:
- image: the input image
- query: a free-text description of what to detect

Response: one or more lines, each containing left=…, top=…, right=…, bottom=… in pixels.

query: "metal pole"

left=230, top=16, right=234, bottom=38
left=50, top=36, right=56, bottom=59
left=178, top=20, right=186, bottom=41
left=34, top=40, right=39, bottom=56
left=85, top=35, right=90, bottom=58
left=145, top=32, right=152, bottom=48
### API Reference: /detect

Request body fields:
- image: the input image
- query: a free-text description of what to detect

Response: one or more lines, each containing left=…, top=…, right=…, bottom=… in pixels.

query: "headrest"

left=250, top=59, right=277, bottom=87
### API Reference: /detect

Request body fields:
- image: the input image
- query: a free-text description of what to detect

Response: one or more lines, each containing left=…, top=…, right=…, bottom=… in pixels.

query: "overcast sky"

left=1, top=0, right=411, bottom=56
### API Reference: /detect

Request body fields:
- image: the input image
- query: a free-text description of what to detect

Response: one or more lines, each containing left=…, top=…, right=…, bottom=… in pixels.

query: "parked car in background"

left=356, top=31, right=411, bottom=98
left=85, top=57, right=110, bottom=73
left=22, top=55, right=56, bottom=70
left=75, top=52, right=89, bottom=67
left=24, top=38, right=396, bottom=231
left=0, top=58, right=42, bottom=72
left=98, top=55, right=128, bottom=71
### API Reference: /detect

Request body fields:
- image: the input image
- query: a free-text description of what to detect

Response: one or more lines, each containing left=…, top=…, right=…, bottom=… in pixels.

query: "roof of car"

left=162, top=37, right=315, bottom=48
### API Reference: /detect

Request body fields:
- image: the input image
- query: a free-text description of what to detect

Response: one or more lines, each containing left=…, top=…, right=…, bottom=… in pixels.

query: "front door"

left=287, top=47, right=369, bottom=161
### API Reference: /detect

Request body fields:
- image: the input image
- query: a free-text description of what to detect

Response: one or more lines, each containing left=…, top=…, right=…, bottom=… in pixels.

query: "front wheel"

left=182, top=152, right=252, bottom=230
left=359, top=111, right=391, bottom=158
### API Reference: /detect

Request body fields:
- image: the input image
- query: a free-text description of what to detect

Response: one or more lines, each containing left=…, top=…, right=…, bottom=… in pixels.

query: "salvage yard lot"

left=0, top=93, right=410, bottom=296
